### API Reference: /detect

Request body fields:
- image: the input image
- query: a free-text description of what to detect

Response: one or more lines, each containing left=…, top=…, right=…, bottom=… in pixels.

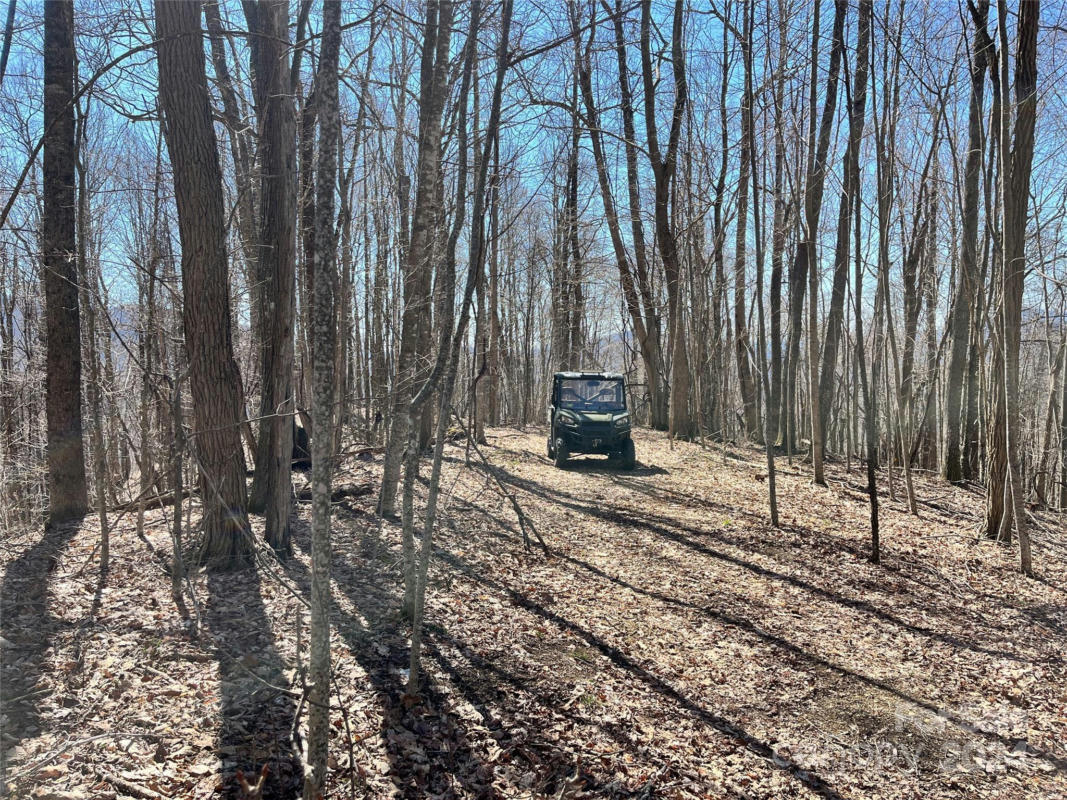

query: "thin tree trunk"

left=746, top=0, right=777, bottom=527
left=945, top=0, right=990, bottom=482
left=818, top=0, right=870, bottom=449
left=733, top=4, right=759, bottom=441
left=378, top=0, right=451, bottom=517
left=304, top=0, right=341, bottom=794
left=75, top=103, right=108, bottom=578
left=640, top=0, right=692, bottom=439
left=576, top=8, right=662, bottom=429
left=608, top=0, right=667, bottom=430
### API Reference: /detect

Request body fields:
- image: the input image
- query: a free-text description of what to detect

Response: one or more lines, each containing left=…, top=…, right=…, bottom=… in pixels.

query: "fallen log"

left=294, top=482, right=374, bottom=504
left=108, top=487, right=195, bottom=513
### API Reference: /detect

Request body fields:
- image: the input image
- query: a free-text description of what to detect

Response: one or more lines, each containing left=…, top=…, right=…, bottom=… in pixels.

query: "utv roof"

left=553, top=371, right=624, bottom=380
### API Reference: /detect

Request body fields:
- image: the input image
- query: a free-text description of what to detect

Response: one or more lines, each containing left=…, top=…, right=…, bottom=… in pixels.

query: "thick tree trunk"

left=155, top=0, right=249, bottom=568
left=43, top=0, right=88, bottom=524
left=244, top=0, right=297, bottom=556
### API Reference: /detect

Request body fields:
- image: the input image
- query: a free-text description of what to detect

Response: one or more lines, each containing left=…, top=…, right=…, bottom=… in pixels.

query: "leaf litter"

left=2, top=427, right=1065, bottom=799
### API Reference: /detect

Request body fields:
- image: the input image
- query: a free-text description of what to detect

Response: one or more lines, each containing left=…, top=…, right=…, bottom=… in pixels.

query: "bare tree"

left=42, top=0, right=88, bottom=524
left=576, top=0, right=667, bottom=431
left=378, top=0, right=452, bottom=518
left=818, top=0, right=871, bottom=451
left=987, top=0, right=1038, bottom=574
left=945, top=0, right=992, bottom=483
left=640, top=0, right=693, bottom=439
left=155, top=0, right=249, bottom=568
left=245, top=0, right=298, bottom=555
left=304, top=0, right=341, bottom=791
left=733, top=1, right=759, bottom=441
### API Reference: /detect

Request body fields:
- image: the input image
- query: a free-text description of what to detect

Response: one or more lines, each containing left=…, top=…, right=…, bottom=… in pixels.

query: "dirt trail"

left=2, top=427, right=1065, bottom=799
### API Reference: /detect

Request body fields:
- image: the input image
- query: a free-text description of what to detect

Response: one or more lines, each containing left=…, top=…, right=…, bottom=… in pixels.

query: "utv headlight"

left=560, top=415, right=578, bottom=427
left=614, top=414, right=630, bottom=428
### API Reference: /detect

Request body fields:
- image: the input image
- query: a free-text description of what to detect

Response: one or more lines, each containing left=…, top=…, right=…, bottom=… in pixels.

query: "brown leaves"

left=3, top=429, right=1066, bottom=798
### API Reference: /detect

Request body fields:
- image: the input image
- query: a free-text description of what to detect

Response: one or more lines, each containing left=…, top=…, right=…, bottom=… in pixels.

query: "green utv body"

left=547, top=371, right=636, bottom=470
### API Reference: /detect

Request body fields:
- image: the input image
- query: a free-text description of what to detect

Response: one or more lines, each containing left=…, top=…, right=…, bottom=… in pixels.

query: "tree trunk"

left=304, top=0, right=340, bottom=791
left=640, top=0, right=692, bottom=439
left=576, top=11, right=664, bottom=431
left=378, top=0, right=451, bottom=517
left=768, top=0, right=790, bottom=448
left=990, top=0, right=1038, bottom=574
left=818, top=0, right=870, bottom=450
left=42, top=0, right=88, bottom=524
left=806, top=0, right=847, bottom=485
left=945, top=0, right=991, bottom=482
left=245, top=0, right=297, bottom=557
left=155, top=0, right=249, bottom=569
left=203, top=0, right=259, bottom=358
left=733, top=7, right=759, bottom=441
left=611, top=0, right=667, bottom=429
left=1061, top=324, right=1067, bottom=509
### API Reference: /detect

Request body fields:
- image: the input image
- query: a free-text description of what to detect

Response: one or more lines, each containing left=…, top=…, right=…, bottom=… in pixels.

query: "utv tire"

left=547, top=438, right=555, bottom=459
left=553, top=438, right=569, bottom=469
left=620, top=438, right=636, bottom=471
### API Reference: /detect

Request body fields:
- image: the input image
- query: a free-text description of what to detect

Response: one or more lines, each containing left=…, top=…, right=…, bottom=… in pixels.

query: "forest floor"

left=2, top=427, right=1066, bottom=800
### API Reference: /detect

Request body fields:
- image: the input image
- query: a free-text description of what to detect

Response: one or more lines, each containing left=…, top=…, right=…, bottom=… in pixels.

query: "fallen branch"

left=96, top=769, right=168, bottom=800
left=6, top=732, right=160, bottom=782
left=337, top=444, right=385, bottom=459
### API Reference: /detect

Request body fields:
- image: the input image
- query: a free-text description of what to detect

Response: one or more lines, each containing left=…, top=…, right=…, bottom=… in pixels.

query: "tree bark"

left=733, top=4, right=759, bottom=441
left=43, top=0, right=88, bottom=524
left=155, top=0, right=249, bottom=568
left=203, top=0, right=259, bottom=357
left=945, top=2, right=990, bottom=483
left=640, top=0, right=692, bottom=439
left=304, top=0, right=340, bottom=791
left=576, top=11, right=663, bottom=429
left=244, top=0, right=297, bottom=557
left=378, top=0, right=451, bottom=517
left=609, top=0, right=667, bottom=430
left=818, top=0, right=870, bottom=450
left=768, top=0, right=790, bottom=448
left=989, top=0, right=1038, bottom=574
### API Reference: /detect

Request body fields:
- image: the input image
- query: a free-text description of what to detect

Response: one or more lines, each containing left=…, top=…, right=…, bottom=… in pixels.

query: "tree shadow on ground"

left=432, top=545, right=847, bottom=799
left=482, top=462, right=1052, bottom=665
left=203, top=564, right=303, bottom=799
left=288, top=516, right=510, bottom=798
left=0, top=518, right=81, bottom=780
left=288, top=509, right=726, bottom=796
left=423, top=622, right=687, bottom=796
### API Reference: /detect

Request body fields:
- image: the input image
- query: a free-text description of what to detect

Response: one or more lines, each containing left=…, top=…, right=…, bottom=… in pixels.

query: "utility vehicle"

left=547, top=371, right=635, bottom=469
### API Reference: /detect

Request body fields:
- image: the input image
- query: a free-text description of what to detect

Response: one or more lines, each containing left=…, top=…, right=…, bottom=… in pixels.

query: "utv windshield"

left=557, top=378, right=626, bottom=412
